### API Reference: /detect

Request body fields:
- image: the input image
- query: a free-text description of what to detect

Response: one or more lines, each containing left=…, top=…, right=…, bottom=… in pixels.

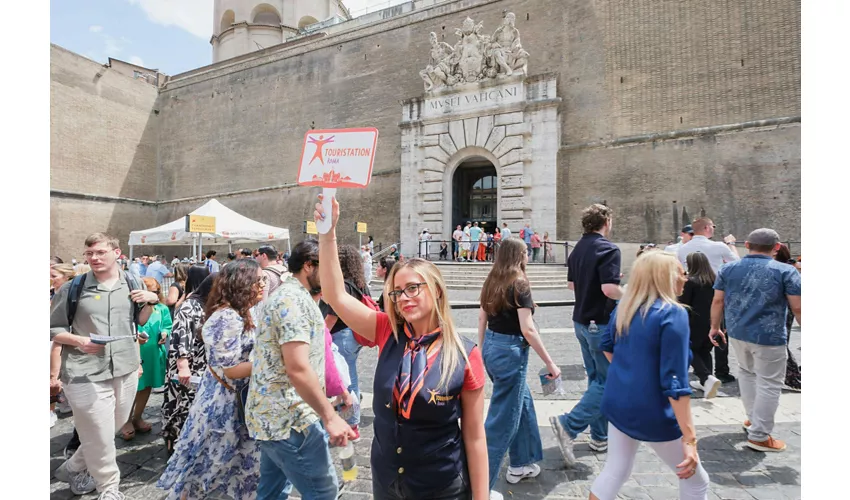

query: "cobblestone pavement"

left=50, top=305, right=802, bottom=499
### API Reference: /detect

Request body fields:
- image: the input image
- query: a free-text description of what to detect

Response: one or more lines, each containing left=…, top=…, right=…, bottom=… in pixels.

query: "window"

left=252, top=4, right=281, bottom=25
left=220, top=10, right=235, bottom=33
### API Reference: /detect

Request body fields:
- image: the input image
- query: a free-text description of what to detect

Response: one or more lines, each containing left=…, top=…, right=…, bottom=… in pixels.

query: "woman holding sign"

left=316, top=195, right=489, bottom=500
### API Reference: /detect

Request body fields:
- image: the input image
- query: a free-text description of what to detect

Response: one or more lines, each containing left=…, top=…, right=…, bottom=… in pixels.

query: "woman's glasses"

left=387, top=282, right=428, bottom=303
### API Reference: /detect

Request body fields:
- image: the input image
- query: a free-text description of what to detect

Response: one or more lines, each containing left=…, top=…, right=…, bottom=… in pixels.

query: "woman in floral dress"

left=157, top=260, right=266, bottom=500
left=160, top=265, right=211, bottom=455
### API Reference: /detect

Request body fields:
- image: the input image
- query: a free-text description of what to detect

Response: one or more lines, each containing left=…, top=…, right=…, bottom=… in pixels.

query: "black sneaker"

left=716, top=374, right=737, bottom=384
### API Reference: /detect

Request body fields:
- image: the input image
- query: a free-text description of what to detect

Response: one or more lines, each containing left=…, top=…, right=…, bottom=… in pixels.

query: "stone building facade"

left=50, top=0, right=801, bottom=259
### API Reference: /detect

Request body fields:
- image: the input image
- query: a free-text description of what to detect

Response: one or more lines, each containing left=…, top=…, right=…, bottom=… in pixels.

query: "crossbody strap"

left=208, top=366, right=234, bottom=392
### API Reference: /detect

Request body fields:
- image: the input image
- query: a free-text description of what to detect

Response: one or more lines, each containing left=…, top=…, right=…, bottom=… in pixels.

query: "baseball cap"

left=257, top=245, right=278, bottom=259
left=681, top=224, right=693, bottom=234
left=746, top=228, right=780, bottom=246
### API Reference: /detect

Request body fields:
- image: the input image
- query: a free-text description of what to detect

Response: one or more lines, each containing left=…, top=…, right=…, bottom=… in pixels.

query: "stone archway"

left=441, top=147, right=501, bottom=238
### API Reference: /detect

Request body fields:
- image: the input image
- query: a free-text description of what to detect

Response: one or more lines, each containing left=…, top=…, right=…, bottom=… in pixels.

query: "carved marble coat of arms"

left=419, top=12, right=530, bottom=92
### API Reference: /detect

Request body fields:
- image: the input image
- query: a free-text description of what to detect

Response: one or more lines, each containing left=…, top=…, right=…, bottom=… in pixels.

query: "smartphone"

left=138, top=331, right=150, bottom=340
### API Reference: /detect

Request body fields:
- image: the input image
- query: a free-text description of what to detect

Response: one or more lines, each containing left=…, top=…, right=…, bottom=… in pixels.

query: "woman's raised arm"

left=315, top=195, right=379, bottom=342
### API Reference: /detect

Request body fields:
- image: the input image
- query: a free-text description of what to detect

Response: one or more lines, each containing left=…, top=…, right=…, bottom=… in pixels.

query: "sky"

left=50, top=0, right=408, bottom=76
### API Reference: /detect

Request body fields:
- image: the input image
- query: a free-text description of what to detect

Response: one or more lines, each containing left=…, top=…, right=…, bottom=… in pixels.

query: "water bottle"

left=588, top=320, right=599, bottom=334
left=339, top=441, right=358, bottom=482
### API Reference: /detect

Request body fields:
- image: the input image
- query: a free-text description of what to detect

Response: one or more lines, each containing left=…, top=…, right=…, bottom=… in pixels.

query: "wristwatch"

left=684, top=438, right=698, bottom=447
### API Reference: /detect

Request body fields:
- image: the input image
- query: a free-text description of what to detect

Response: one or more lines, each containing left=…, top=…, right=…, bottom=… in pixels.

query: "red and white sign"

left=297, top=128, right=379, bottom=188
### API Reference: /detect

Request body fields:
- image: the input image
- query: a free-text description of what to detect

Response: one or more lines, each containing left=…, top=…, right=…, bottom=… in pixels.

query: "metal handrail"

left=371, top=242, right=400, bottom=262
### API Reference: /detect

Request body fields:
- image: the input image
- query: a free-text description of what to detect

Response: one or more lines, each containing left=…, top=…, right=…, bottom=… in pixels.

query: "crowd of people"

left=49, top=200, right=800, bottom=500
left=418, top=222, right=555, bottom=263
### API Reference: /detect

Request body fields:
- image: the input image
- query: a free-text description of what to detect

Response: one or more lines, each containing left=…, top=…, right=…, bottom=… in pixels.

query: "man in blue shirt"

left=550, top=204, right=623, bottom=466
left=205, top=250, right=221, bottom=273
left=144, top=255, right=173, bottom=286
left=522, top=223, right=534, bottom=257
left=469, top=222, right=482, bottom=261
left=710, top=228, right=801, bottom=453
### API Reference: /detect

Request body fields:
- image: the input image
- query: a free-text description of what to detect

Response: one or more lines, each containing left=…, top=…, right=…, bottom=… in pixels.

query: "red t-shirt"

left=371, top=312, right=485, bottom=392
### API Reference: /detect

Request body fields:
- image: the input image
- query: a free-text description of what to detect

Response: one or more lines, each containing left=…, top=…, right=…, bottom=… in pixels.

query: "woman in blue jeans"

left=320, top=244, right=371, bottom=440
left=477, top=238, right=561, bottom=500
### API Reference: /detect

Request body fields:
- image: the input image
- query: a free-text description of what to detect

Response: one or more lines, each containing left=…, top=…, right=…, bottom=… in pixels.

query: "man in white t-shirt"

left=452, top=225, right=463, bottom=260
left=677, top=216, right=739, bottom=384
left=677, top=217, right=740, bottom=273
left=664, top=224, right=694, bottom=254
left=501, top=222, right=512, bottom=240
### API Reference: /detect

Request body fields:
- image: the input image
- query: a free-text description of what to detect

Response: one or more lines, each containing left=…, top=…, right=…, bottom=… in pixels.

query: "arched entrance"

left=451, top=157, right=498, bottom=231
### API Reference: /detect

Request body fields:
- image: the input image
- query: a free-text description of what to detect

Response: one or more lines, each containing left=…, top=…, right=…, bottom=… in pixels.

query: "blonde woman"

left=316, top=195, right=489, bottom=500
left=589, top=252, right=709, bottom=499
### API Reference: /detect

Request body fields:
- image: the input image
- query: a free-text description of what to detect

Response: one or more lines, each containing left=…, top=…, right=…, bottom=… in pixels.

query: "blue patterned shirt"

left=714, top=254, right=801, bottom=346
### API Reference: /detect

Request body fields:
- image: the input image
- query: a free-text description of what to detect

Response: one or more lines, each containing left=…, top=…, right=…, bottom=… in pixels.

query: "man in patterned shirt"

left=709, top=228, right=801, bottom=453
left=245, top=239, right=354, bottom=500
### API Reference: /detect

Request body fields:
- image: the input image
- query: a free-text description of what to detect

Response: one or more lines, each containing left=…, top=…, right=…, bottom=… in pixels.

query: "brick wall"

left=50, top=44, right=159, bottom=258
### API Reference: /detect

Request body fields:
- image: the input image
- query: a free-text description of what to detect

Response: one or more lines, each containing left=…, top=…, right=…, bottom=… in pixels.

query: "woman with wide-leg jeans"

left=478, top=238, right=561, bottom=500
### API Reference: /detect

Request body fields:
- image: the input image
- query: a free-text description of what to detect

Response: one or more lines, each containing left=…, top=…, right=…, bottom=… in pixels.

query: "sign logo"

left=427, top=388, right=455, bottom=405
left=307, top=135, right=336, bottom=165
left=297, top=128, right=379, bottom=189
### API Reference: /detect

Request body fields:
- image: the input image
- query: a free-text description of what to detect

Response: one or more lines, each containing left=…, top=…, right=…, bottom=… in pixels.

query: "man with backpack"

left=50, top=233, right=160, bottom=500
left=257, top=245, right=290, bottom=298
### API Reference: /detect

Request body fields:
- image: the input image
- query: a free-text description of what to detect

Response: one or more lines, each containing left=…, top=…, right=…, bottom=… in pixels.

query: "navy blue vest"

left=371, top=330, right=476, bottom=498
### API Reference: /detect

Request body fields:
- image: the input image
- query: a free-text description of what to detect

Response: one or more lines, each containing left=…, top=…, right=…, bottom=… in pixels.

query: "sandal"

left=119, top=423, right=136, bottom=441
left=133, top=420, right=153, bottom=434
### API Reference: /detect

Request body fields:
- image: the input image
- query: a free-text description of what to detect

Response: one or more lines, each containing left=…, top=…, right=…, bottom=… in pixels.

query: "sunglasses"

left=387, top=282, right=428, bottom=303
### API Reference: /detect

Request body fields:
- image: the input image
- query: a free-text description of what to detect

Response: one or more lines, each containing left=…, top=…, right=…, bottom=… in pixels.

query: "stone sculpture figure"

left=419, top=12, right=531, bottom=92
left=420, top=32, right=456, bottom=91
left=490, top=13, right=529, bottom=76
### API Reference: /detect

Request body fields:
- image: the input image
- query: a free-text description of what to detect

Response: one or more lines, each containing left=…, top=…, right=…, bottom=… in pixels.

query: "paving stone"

left=646, top=486, right=680, bottom=500
left=748, top=487, right=787, bottom=500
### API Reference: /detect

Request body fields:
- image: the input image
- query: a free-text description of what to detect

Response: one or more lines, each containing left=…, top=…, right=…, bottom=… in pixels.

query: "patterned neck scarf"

left=393, top=322, right=442, bottom=420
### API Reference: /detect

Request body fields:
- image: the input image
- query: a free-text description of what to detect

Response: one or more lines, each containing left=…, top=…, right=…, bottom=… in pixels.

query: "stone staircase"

left=371, top=261, right=570, bottom=290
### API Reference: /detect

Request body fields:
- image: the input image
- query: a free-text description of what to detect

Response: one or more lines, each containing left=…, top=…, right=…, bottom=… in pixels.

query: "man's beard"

left=307, top=267, right=321, bottom=295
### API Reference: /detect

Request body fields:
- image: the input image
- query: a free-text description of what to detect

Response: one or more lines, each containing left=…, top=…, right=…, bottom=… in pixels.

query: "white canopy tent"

left=127, top=199, right=291, bottom=259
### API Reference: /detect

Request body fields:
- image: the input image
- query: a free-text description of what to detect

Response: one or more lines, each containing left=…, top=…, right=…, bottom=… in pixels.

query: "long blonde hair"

left=383, top=258, right=468, bottom=390
left=615, top=251, right=685, bottom=336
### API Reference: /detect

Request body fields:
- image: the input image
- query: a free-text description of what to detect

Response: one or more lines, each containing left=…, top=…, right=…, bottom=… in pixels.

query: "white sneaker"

left=98, top=488, right=126, bottom=500
left=490, top=490, right=504, bottom=500
left=50, top=411, right=58, bottom=428
left=506, top=463, right=541, bottom=484
left=588, top=438, right=608, bottom=452
left=689, top=380, right=704, bottom=392
left=70, top=469, right=97, bottom=495
left=549, top=416, right=577, bottom=467
left=703, top=375, right=722, bottom=399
